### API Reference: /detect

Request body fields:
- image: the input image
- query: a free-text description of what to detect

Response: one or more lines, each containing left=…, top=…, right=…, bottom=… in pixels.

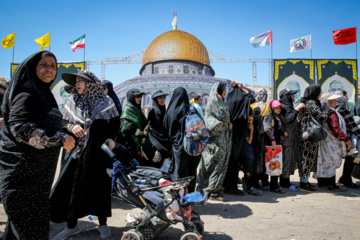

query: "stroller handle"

left=101, top=143, right=116, bottom=160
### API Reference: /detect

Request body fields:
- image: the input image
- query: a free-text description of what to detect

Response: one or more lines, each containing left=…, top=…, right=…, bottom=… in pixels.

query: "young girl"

left=242, top=115, right=262, bottom=195
left=265, top=100, right=287, bottom=193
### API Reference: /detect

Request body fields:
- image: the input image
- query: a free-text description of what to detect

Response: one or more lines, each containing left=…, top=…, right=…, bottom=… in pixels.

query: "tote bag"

left=265, top=145, right=283, bottom=176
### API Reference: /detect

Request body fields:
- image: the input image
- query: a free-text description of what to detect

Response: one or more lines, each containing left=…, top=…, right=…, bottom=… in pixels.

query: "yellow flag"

left=1, top=32, right=15, bottom=49
left=34, top=32, right=50, bottom=51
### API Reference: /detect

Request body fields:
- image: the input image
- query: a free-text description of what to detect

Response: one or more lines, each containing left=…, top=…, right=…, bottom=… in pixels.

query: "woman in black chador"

left=0, top=51, right=75, bottom=240
left=142, top=90, right=171, bottom=167
left=223, top=82, right=255, bottom=195
left=50, top=70, right=119, bottom=240
left=163, top=87, right=201, bottom=192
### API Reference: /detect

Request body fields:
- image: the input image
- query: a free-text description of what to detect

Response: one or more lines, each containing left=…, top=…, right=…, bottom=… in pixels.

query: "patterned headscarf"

left=71, top=70, right=107, bottom=117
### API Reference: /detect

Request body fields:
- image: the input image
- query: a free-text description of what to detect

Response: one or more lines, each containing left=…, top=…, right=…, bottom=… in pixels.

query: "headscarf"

left=70, top=71, right=108, bottom=117
left=1, top=51, right=61, bottom=142
left=226, top=84, right=251, bottom=123
left=279, top=89, right=294, bottom=111
left=334, top=90, right=347, bottom=109
left=163, top=87, right=189, bottom=143
left=255, top=88, right=268, bottom=103
left=217, top=83, right=227, bottom=97
left=300, top=84, right=321, bottom=106
left=205, top=83, right=230, bottom=133
left=127, top=88, right=142, bottom=109
left=102, top=80, right=122, bottom=115
left=6, top=51, right=58, bottom=114
left=148, top=95, right=170, bottom=151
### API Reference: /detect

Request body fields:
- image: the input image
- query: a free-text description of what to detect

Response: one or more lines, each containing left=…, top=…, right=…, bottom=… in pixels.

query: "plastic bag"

left=265, top=145, right=283, bottom=176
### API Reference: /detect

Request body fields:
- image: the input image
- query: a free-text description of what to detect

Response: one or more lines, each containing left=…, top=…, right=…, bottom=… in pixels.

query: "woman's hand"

left=231, top=81, right=236, bottom=88
left=214, top=91, right=223, bottom=100
left=71, top=125, right=85, bottom=138
left=295, top=102, right=306, bottom=111
left=284, top=132, right=288, bottom=137
left=230, top=123, right=233, bottom=130
left=324, top=104, right=330, bottom=113
left=271, top=140, right=277, bottom=150
left=64, top=135, right=75, bottom=153
left=105, top=138, right=115, bottom=150
left=346, top=140, right=352, bottom=150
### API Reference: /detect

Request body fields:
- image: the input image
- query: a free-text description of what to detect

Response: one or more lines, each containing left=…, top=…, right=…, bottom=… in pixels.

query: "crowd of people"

left=0, top=51, right=359, bottom=240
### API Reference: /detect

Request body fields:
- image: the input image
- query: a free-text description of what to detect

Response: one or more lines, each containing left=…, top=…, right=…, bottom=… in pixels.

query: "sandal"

left=209, top=193, right=229, bottom=202
left=270, top=187, right=286, bottom=194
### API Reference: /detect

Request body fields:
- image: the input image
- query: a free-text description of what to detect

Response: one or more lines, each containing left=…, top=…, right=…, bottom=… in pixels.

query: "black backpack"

left=129, top=166, right=171, bottom=186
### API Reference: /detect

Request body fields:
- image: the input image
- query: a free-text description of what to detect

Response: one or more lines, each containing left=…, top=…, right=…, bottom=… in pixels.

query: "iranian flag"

left=70, top=34, right=85, bottom=52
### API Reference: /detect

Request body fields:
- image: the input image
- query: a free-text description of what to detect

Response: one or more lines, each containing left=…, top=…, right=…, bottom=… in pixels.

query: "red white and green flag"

left=70, top=34, right=85, bottom=52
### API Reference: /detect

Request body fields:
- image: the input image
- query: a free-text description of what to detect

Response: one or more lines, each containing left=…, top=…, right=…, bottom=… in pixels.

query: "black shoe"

left=225, top=189, right=245, bottom=196
left=328, top=185, right=347, bottom=192
left=300, top=182, right=317, bottom=193
left=339, top=178, right=359, bottom=189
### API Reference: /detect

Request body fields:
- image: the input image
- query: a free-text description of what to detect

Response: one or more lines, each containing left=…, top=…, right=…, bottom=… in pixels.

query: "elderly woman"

left=0, top=51, right=75, bottom=239
left=197, top=83, right=232, bottom=201
left=316, top=93, right=349, bottom=191
left=50, top=70, right=119, bottom=240
left=298, top=84, right=329, bottom=192
left=119, top=88, right=147, bottom=165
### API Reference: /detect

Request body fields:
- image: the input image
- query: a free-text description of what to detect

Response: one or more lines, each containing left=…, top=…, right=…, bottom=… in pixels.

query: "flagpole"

left=271, top=31, right=273, bottom=100
left=12, top=45, right=15, bottom=63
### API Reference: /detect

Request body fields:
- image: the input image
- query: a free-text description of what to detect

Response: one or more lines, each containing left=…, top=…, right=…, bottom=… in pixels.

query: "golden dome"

left=141, top=30, right=211, bottom=67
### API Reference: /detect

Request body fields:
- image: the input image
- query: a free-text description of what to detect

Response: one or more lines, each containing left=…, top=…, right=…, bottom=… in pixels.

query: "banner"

left=333, top=27, right=357, bottom=45
left=273, top=59, right=315, bottom=107
left=317, top=59, right=358, bottom=113
left=290, top=35, right=311, bottom=52
left=11, top=61, right=85, bottom=112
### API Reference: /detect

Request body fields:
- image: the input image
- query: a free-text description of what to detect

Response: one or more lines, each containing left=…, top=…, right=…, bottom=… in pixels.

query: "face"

left=70, top=87, right=76, bottom=95
left=330, top=99, right=337, bottom=108
left=222, top=88, right=227, bottom=98
left=196, top=98, right=202, bottom=105
left=135, top=95, right=142, bottom=105
left=156, top=96, right=166, bottom=106
left=36, top=56, right=57, bottom=83
left=248, top=116, right=254, bottom=125
left=75, top=76, right=86, bottom=95
left=103, top=86, right=108, bottom=95
left=273, top=106, right=282, bottom=114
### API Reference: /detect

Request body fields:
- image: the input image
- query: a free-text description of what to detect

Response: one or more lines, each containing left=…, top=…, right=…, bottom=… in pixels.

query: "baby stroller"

left=101, top=143, right=207, bottom=240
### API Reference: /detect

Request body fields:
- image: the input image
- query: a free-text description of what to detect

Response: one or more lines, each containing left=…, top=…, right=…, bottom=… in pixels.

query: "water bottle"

left=184, top=192, right=203, bottom=202
left=134, top=179, right=147, bottom=185
left=88, top=215, right=98, bottom=221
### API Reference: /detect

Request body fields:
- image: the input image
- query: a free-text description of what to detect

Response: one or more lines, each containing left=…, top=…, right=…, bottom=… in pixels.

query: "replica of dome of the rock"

left=141, top=30, right=211, bottom=69
left=114, top=26, right=230, bottom=115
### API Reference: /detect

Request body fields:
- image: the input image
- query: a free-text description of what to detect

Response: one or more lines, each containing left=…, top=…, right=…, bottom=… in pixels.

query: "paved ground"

left=0, top=161, right=359, bottom=240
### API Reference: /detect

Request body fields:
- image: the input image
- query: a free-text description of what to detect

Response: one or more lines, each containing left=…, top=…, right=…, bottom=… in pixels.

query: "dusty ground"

left=0, top=161, right=359, bottom=240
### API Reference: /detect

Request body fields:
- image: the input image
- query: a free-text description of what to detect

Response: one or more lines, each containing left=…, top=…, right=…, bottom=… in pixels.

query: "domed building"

left=114, top=29, right=231, bottom=116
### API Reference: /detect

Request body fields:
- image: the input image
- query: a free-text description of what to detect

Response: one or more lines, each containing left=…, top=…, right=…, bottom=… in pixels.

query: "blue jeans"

left=350, top=134, right=360, bottom=152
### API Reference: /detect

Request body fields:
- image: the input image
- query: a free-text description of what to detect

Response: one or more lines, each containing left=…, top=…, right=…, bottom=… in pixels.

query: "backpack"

left=129, top=166, right=172, bottom=185
left=179, top=105, right=209, bottom=156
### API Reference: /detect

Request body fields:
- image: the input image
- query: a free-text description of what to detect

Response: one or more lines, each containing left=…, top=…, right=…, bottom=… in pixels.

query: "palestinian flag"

left=250, top=30, right=272, bottom=48
left=70, top=34, right=85, bottom=52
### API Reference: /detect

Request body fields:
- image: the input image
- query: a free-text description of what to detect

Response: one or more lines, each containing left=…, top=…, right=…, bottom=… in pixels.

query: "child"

left=241, top=115, right=262, bottom=195
left=265, top=100, right=287, bottom=193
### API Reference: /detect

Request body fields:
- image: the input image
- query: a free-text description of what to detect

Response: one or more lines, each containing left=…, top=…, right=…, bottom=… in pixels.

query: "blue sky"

left=1, top=0, right=359, bottom=87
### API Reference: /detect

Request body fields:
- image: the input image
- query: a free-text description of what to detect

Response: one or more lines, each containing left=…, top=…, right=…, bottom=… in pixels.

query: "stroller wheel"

left=180, top=231, right=201, bottom=240
left=121, top=229, right=144, bottom=240
left=190, top=217, right=204, bottom=235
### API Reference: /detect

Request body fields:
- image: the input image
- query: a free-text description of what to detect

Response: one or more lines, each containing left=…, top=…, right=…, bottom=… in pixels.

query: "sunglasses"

left=157, top=96, right=166, bottom=99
